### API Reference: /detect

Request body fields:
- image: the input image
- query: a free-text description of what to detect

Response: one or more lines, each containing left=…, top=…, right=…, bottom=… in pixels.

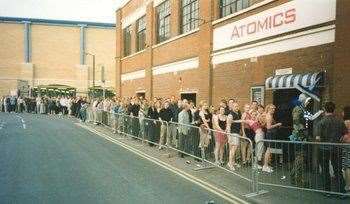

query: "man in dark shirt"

left=315, top=102, right=347, bottom=194
left=129, top=98, right=140, bottom=138
left=227, top=102, right=242, bottom=170
left=169, top=99, right=182, bottom=147
left=158, top=101, right=173, bottom=149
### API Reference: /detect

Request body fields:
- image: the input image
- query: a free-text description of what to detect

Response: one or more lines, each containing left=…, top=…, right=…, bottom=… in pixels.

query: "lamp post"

left=84, top=52, right=96, bottom=89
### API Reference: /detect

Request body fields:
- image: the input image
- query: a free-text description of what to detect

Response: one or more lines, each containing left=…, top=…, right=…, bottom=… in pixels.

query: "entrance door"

left=136, top=92, right=145, bottom=100
left=273, top=89, right=300, bottom=140
left=181, top=93, right=196, bottom=106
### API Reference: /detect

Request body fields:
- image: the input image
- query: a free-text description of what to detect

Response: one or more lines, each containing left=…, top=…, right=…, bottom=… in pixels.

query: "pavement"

left=0, top=112, right=349, bottom=204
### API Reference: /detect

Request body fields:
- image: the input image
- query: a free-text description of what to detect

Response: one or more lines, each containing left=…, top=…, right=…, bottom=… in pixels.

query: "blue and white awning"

left=265, top=72, right=324, bottom=90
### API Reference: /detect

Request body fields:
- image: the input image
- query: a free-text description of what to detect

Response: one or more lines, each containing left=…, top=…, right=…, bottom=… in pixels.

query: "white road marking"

left=75, top=123, right=249, bottom=204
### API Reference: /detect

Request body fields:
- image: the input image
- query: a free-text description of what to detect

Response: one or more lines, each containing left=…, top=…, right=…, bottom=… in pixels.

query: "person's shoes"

left=227, top=163, right=236, bottom=171
left=262, top=166, right=274, bottom=173
left=336, top=194, right=348, bottom=199
left=256, top=164, right=263, bottom=170
left=323, top=193, right=332, bottom=198
left=234, top=163, right=241, bottom=168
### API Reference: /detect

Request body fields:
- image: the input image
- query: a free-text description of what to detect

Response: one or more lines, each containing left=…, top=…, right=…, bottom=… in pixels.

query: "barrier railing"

left=255, top=139, right=350, bottom=196
left=85, top=108, right=350, bottom=197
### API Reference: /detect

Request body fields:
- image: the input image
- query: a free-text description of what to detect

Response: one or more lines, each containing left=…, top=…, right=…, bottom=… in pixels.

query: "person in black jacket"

left=147, top=101, right=160, bottom=146
left=158, top=101, right=173, bottom=149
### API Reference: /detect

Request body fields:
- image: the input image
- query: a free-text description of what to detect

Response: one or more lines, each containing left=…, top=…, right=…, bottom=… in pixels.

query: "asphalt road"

left=0, top=112, right=233, bottom=204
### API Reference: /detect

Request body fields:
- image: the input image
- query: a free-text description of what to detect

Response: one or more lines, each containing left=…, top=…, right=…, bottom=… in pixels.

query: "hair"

left=343, top=106, right=350, bottom=120
left=265, top=104, right=276, bottom=113
left=251, top=100, right=258, bottom=104
left=324, top=102, right=336, bottom=113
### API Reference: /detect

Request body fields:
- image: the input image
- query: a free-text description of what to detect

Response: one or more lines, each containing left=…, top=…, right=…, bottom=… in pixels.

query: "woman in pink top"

left=213, top=106, right=228, bottom=166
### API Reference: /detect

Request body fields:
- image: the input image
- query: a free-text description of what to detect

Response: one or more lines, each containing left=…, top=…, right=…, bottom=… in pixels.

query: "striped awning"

left=265, top=72, right=324, bottom=90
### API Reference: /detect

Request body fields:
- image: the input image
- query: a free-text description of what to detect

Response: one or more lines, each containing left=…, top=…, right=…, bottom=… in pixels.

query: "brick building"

left=0, top=17, right=116, bottom=96
left=116, top=0, right=349, bottom=114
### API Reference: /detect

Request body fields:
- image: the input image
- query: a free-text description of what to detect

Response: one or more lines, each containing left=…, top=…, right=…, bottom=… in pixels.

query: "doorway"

left=273, top=89, right=300, bottom=140
left=136, top=92, right=145, bottom=100
left=180, top=93, right=196, bottom=106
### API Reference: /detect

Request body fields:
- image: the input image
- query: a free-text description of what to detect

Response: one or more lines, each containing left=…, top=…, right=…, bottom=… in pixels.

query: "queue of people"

left=0, top=95, right=89, bottom=121
left=2, top=94, right=349, bottom=195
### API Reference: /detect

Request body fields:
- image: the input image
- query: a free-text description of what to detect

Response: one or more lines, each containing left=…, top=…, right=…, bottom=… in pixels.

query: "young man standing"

left=158, top=101, right=173, bottom=149
left=315, top=102, right=347, bottom=196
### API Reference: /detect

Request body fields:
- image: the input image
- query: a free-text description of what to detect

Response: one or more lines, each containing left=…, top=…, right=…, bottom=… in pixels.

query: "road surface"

left=0, top=112, right=237, bottom=204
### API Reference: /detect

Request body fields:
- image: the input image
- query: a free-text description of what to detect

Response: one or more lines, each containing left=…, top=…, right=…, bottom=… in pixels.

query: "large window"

left=220, top=0, right=250, bottom=18
left=123, top=25, right=132, bottom=56
left=181, top=0, right=199, bottom=34
left=156, top=0, right=171, bottom=43
left=136, top=16, right=146, bottom=51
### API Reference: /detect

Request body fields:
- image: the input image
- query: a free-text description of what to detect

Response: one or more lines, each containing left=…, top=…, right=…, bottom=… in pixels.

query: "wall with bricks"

left=333, top=0, right=350, bottom=111
left=117, top=0, right=345, bottom=110
left=212, top=44, right=334, bottom=107
left=0, top=21, right=116, bottom=96
left=0, top=23, right=24, bottom=96
left=31, top=24, right=80, bottom=87
left=85, top=27, right=116, bottom=89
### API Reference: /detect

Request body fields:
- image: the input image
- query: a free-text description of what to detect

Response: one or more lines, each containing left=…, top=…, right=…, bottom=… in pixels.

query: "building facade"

left=116, top=0, right=349, bottom=112
left=0, top=17, right=116, bottom=96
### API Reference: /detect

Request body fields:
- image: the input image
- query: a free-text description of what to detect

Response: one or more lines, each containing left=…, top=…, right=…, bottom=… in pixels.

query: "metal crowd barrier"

left=255, top=139, right=350, bottom=196
left=84, top=108, right=350, bottom=197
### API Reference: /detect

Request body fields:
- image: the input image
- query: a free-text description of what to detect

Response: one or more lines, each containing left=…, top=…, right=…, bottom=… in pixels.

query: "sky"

left=0, top=0, right=128, bottom=23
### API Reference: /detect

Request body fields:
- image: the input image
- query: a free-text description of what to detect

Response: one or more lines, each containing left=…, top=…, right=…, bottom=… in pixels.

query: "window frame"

left=123, top=25, right=132, bottom=57
left=156, top=0, right=171, bottom=43
left=220, top=0, right=250, bottom=18
left=136, top=15, right=147, bottom=52
left=181, top=0, right=199, bottom=34
left=250, top=86, right=265, bottom=106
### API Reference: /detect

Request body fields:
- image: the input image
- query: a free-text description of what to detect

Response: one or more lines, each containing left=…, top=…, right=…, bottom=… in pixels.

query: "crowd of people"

left=1, top=94, right=349, bottom=194
left=0, top=95, right=89, bottom=120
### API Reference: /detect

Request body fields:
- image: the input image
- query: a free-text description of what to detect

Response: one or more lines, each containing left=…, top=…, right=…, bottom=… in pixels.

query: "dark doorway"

left=181, top=93, right=196, bottom=106
left=273, top=89, right=300, bottom=140
left=136, top=92, right=145, bottom=100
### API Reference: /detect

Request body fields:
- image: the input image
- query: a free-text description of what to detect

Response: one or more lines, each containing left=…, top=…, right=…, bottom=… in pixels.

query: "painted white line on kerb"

left=75, top=123, right=249, bottom=204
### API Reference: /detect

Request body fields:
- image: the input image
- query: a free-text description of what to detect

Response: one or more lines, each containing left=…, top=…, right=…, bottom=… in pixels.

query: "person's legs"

left=345, top=168, right=350, bottom=191
left=319, top=149, right=331, bottom=192
left=241, top=140, right=248, bottom=164
left=255, top=132, right=264, bottom=164
left=214, top=140, right=220, bottom=163
left=331, top=148, right=346, bottom=193
left=178, top=133, right=185, bottom=157
left=159, top=123, right=166, bottom=148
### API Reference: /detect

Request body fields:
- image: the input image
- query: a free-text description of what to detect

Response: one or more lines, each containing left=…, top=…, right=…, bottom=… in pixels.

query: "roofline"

left=0, top=16, right=116, bottom=28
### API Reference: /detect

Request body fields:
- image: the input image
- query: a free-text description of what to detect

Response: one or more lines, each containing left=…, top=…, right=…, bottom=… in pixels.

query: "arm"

left=266, top=114, right=281, bottom=129
left=199, top=111, right=209, bottom=129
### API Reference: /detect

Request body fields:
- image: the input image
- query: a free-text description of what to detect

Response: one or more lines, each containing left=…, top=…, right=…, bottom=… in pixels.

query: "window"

left=123, top=25, right=132, bottom=56
left=181, top=0, right=199, bottom=34
left=156, top=0, right=171, bottom=43
left=220, top=0, right=250, bottom=18
left=251, top=86, right=264, bottom=105
left=136, top=16, right=146, bottom=51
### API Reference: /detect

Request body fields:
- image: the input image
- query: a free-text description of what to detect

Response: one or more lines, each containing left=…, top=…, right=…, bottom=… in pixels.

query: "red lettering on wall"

left=231, top=26, right=240, bottom=39
left=247, top=22, right=257, bottom=34
left=285, top=8, right=296, bottom=24
left=273, top=13, right=284, bottom=27
left=257, top=17, right=268, bottom=32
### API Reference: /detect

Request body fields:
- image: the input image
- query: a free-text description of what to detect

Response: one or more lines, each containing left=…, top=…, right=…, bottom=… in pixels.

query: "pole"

left=92, top=55, right=95, bottom=88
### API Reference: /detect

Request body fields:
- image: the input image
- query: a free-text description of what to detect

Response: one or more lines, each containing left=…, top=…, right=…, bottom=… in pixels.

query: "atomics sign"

left=213, top=0, right=336, bottom=51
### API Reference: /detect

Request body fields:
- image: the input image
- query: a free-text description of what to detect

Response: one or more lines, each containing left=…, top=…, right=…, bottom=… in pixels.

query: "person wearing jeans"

left=315, top=102, right=347, bottom=196
left=158, top=101, right=173, bottom=149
